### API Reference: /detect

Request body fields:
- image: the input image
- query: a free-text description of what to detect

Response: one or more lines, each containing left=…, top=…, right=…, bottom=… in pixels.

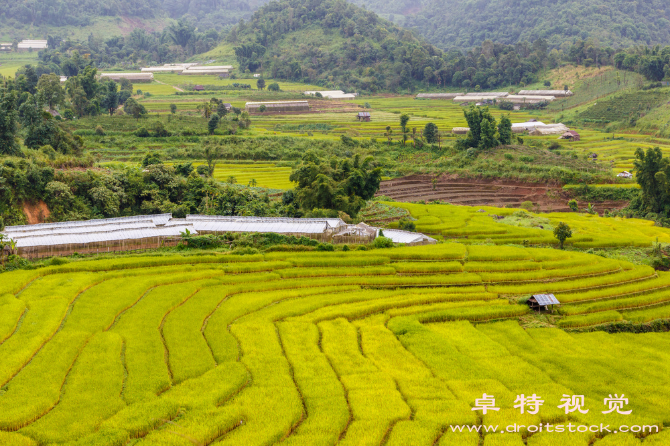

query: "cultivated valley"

left=2, top=0, right=670, bottom=445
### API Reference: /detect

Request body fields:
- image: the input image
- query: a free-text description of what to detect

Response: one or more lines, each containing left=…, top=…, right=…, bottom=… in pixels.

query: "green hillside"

left=222, top=0, right=547, bottom=92
left=352, top=0, right=670, bottom=49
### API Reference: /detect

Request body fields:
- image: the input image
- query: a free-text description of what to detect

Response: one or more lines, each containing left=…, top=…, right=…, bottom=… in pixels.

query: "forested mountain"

left=0, top=0, right=267, bottom=31
left=227, top=0, right=547, bottom=92
left=351, top=0, right=670, bottom=49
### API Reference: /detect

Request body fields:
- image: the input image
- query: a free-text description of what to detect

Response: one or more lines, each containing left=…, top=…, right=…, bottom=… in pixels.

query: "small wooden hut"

left=560, top=130, right=581, bottom=141
left=452, top=127, right=470, bottom=134
left=194, top=85, right=204, bottom=91
left=527, top=294, right=560, bottom=312
left=357, top=112, right=371, bottom=122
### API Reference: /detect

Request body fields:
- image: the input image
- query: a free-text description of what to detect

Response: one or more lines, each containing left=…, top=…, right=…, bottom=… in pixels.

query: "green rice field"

left=0, top=245, right=669, bottom=445
left=389, top=202, right=670, bottom=248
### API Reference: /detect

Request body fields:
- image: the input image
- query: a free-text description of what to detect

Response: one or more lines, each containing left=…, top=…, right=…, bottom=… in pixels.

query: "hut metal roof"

left=531, top=294, right=560, bottom=305
left=358, top=112, right=371, bottom=117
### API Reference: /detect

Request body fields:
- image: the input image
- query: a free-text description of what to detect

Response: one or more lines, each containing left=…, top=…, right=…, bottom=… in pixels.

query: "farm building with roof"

left=357, top=112, right=371, bottom=122
left=2, top=214, right=435, bottom=258
left=518, top=89, right=574, bottom=97
left=416, top=93, right=463, bottom=99
left=527, top=294, right=560, bottom=311
left=305, top=90, right=358, bottom=99
left=245, top=101, right=310, bottom=113
left=560, top=130, right=581, bottom=141
left=100, top=73, right=154, bottom=83
left=17, top=40, right=47, bottom=51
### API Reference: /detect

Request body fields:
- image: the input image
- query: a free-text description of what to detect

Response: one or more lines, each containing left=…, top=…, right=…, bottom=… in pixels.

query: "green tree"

left=208, top=113, right=220, bottom=134
left=553, top=222, right=573, bottom=249
left=479, top=115, right=498, bottom=149
left=0, top=88, right=19, bottom=156
left=568, top=199, right=578, bottom=212
left=170, top=104, right=177, bottom=114
left=37, top=73, right=65, bottom=110
left=256, top=78, right=266, bottom=90
left=423, top=122, right=438, bottom=144
left=633, top=147, right=669, bottom=214
left=123, top=98, right=147, bottom=120
left=101, top=81, right=119, bottom=116
left=498, top=114, right=512, bottom=145
left=268, top=82, right=280, bottom=92
left=204, top=146, right=221, bottom=177
left=400, top=113, right=410, bottom=145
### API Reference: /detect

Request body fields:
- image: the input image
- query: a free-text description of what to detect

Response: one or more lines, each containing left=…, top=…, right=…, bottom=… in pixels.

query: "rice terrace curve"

left=1, top=243, right=670, bottom=445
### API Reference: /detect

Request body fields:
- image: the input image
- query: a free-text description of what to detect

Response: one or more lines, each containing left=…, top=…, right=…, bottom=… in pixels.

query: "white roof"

left=304, top=90, right=357, bottom=99
left=511, top=121, right=546, bottom=129
left=186, top=215, right=346, bottom=232
left=381, top=229, right=436, bottom=244
left=100, top=73, right=154, bottom=79
left=10, top=225, right=194, bottom=248
left=464, top=92, right=508, bottom=97
left=141, top=67, right=186, bottom=72
left=185, top=65, right=233, bottom=70
left=518, top=90, right=573, bottom=96
left=505, top=95, right=556, bottom=103
left=18, top=40, right=48, bottom=49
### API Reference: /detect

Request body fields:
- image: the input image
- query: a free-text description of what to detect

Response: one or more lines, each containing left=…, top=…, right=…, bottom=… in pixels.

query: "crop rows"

left=0, top=245, right=669, bottom=444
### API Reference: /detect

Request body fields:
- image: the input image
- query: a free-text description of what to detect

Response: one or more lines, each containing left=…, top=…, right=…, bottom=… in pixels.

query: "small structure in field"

left=511, top=121, right=547, bottom=133
left=518, top=89, right=574, bottom=97
left=559, top=130, right=581, bottom=141
left=60, top=76, right=68, bottom=83
left=528, top=124, right=569, bottom=136
left=452, top=127, right=470, bottom=134
left=0, top=43, right=12, bottom=52
left=527, top=294, right=560, bottom=312
left=222, top=103, right=232, bottom=111
left=100, top=72, right=154, bottom=83
left=357, top=112, right=371, bottom=122
left=245, top=101, right=309, bottom=113
left=617, top=171, right=633, bottom=179
left=305, top=90, right=358, bottom=99
left=416, top=93, right=463, bottom=100
left=18, top=39, right=48, bottom=51
left=193, top=85, right=204, bottom=91
left=464, top=92, right=509, bottom=97
left=504, top=95, right=556, bottom=103
left=253, top=74, right=261, bottom=78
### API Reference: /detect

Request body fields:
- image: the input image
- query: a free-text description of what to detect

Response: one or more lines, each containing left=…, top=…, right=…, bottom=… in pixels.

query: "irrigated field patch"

left=0, top=245, right=668, bottom=444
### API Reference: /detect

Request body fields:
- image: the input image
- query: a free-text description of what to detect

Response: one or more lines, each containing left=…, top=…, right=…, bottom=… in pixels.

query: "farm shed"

left=100, top=73, right=154, bottom=83
left=18, top=39, right=47, bottom=51
left=453, top=95, right=507, bottom=103
left=333, top=223, right=377, bottom=244
left=305, top=90, right=358, bottom=99
left=617, top=171, right=633, bottom=178
left=527, top=294, right=560, bottom=312
left=464, top=92, right=509, bottom=97
left=504, top=95, right=556, bottom=104
left=357, top=112, right=371, bottom=122
left=141, top=66, right=186, bottom=73
left=416, top=93, right=463, bottom=99
left=185, top=66, right=233, bottom=71
left=185, top=215, right=345, bottom=242
left=518, top=90, right=574, bottom=97
left=452, top=127, right=470, bottom=134
left=245, top=101, right=310, bottom=113
left=528, top=124, right=569, bottom=136
left=181, top=69, right=230, bottom=76
left=0, top=43, right=12, bottom=51
left=559, top=130, right=581, bottom=141
left=2, top=214, right=185, bottom=259
left=511, top=121, right=547, bottom=133
left=193, top=85, right=204, bottom=91
left=382, top=229, right=437, bottom=246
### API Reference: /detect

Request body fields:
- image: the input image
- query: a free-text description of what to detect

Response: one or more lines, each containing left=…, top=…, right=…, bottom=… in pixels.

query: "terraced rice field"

left=389, top=202, right=670, bottom=248
left=0, top=246, right=669, bottom=445
left=207, top=163, right=293, bottom=189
